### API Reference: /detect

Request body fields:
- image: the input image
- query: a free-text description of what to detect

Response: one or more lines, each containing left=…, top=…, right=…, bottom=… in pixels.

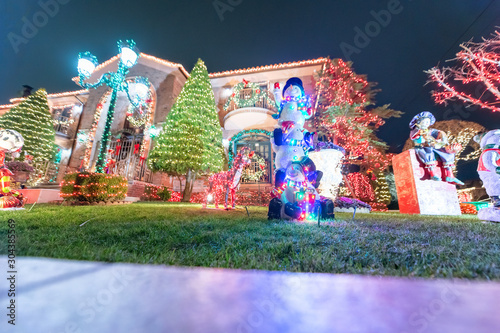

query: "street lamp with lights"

left=77, top=40, right=149, bottom=173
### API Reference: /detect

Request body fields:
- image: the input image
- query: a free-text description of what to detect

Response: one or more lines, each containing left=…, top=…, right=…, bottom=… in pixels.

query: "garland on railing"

left=224, top=79, right=267, bottom=111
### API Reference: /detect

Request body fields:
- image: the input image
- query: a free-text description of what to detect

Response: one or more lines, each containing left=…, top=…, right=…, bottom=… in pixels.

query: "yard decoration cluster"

left=60, top=172, right=128, bottom=203
left=141, top=184, right=171, bottom=201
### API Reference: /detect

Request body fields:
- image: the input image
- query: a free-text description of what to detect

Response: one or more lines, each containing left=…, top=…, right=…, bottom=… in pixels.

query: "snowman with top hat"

left=268, top=77, right=332, bottom=221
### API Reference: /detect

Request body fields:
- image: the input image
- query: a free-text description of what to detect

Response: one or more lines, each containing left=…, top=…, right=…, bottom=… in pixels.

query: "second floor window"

left=52, top=106, right=74, bottom=135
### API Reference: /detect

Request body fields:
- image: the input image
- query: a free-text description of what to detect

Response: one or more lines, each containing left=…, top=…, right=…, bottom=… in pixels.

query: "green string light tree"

left=148, top=59, right=224, bottom=201
left=0, top=88, right=55, bottom=162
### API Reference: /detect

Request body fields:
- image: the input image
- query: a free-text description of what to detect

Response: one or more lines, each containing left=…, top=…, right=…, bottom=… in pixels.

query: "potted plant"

left=5, top=161, right=35, bottom=183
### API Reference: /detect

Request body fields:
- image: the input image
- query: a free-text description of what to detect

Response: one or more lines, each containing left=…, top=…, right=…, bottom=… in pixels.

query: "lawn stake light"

left=77, top=40, right=150, bottom=173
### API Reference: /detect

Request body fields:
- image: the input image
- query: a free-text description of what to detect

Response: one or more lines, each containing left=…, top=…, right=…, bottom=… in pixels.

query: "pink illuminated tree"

left=426, top=31, right=500, bottom=112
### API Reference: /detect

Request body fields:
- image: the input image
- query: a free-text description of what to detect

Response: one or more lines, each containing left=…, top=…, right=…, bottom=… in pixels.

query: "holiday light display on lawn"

left=474, top=130, right=500, bottom=222
left=426, top=31, right=500, bottom=113
left=409, top=112, right=463, bottom=185
left=267, top=78, right=336, bottom=221
left=203, top=147, right=253, bottom=209
left=0, top=129, right=25, bottom=209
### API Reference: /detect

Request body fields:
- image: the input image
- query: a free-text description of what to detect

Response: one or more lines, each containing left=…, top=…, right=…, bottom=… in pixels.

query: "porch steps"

left=126, top=180, right=150, bottom=198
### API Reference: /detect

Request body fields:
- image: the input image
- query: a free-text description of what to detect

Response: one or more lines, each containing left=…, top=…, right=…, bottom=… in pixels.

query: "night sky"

left=1, top=0, right=500, bottom=180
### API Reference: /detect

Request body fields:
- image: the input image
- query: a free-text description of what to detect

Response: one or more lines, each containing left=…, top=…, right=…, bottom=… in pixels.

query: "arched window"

left=233, top=133, right=272, bottom=184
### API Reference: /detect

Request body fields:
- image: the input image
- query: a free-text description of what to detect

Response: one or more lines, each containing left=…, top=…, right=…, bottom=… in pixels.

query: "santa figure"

left=409, top=111, right=463, bottom=185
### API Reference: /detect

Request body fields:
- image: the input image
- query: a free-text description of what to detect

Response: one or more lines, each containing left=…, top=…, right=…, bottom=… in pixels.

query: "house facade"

left=0, top=53, right=327, bottom=195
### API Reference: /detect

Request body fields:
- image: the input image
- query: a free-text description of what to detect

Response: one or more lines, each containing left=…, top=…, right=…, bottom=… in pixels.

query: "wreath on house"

left=241, top=152, right=267, bottom=182
left=224, top=79, right=266, bottom=110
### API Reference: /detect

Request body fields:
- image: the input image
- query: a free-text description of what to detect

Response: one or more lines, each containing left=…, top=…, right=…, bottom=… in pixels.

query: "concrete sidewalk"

left=1, top=256, right=499, bottom=333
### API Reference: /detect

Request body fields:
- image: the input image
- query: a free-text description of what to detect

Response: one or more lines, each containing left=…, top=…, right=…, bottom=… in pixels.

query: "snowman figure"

left=269, top=79, right=327, bottom=221
left=474, top=129, right=500, bottom=222
left=281, top=158, right=321, bottom=220
left=271, top=78, right=316, bottom=170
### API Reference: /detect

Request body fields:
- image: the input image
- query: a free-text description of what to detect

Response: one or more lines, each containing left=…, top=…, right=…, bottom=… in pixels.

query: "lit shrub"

left=60, top=172, right=128, bottom=203
left=141, top=184, right=171, bottom=201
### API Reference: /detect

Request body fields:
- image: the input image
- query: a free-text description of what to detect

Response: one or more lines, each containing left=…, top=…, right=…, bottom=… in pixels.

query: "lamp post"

left=77, top=40, right=149, bottom=173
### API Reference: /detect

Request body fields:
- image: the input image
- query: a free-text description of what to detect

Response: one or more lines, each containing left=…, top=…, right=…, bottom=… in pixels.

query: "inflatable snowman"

left=474, top=129, right=500, bottom=222
left=268, top=78, right=333, bottom=221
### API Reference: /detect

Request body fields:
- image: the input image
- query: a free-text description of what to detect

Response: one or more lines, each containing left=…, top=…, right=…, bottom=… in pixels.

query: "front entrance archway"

left=230, top=131, right=272, bottom=184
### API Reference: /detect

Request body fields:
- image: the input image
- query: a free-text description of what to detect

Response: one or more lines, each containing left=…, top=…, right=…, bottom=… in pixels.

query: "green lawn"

left=0, top=202, right=499, bottom=279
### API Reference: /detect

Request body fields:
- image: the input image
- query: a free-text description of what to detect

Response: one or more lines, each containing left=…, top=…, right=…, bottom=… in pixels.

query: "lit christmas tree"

left=312, top=58, right=402, bottom=209
left=0, top=88, right=55, bottom=162
left=148, top=59, right=224, bottom=201
left=371, top=172, right=392, bottom=210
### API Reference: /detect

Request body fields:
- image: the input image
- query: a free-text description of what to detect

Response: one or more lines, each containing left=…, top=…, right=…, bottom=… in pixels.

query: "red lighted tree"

left=312, top=58, right=402, bottom=175
left=426, top=31, right=500, bottom=112
left=312, top=58, right=401, bottom=209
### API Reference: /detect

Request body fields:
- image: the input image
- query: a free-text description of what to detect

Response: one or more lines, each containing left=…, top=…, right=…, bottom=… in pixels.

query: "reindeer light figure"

left=204, top=147, right=254, bottom=209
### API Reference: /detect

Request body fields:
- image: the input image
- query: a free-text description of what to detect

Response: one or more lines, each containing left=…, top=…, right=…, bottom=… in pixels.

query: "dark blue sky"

left=1, top=0, right=500, bottom=179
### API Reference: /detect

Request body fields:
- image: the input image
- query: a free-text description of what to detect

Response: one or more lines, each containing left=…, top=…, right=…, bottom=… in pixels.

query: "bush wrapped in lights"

left=141, top=184, right=171, bottom=201
left=60, top=172, right=128, bottom=203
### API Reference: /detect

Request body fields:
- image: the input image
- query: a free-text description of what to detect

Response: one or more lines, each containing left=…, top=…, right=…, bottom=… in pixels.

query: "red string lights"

left=426, top=30, right=500, bottom=113
left=312, top=58, right=396, bottom=174
left=60, top=172, right=128, bottom=203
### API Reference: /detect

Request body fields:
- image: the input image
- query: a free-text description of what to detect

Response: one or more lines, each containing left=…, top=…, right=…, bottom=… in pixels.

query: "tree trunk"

left=182, top=169, right=196, bottom=202
left=177, top=176, right=184, bottom=195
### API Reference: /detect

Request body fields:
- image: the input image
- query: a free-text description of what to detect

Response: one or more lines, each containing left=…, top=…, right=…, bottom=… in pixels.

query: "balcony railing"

left=225, top=97, right=277, bottom=113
